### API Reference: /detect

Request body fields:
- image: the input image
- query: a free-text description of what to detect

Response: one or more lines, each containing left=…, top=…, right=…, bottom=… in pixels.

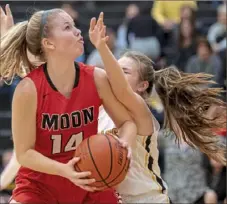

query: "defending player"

left=91, top=13, right=226, bottom=203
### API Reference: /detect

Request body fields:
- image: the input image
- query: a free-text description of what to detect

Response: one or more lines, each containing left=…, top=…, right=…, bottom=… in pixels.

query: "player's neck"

left=46, top=57, right=76, bottom=90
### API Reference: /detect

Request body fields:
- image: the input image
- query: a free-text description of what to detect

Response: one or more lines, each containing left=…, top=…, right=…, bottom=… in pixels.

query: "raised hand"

left=89, top=12, right=109, bottom=49
left=0, top=4, right=14, bottom=36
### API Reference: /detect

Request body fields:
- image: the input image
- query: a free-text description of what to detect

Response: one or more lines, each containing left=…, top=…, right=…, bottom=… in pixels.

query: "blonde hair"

left=0, top=9, right=64, bottom=83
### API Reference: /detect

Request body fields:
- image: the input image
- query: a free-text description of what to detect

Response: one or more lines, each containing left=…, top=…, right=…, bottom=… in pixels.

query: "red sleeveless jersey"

left=18, top=62, right=101, bottom=175
left=12, top=63, right=119, bottom=203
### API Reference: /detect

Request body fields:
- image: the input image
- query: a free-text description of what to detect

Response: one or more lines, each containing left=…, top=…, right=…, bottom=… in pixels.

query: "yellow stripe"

left=5, top=183, right=15, bottom=190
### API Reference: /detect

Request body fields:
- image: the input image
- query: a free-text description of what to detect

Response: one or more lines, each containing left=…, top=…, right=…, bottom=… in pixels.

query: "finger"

left=89, top=17, right=96, bottom=32
left=76, top=178, right=96, bottom=185
left=104, top=36, right=109, bottom=43
left=0, top=6, right=6, bottom=18
left=69, top=157, right=80, bottom=165
left=75, top=171, right=92, bottom=179
left=127, top=148, right=132, bottom=159
left=97, top=12, right=104, bottom=28
left=101, top=25, right=106, bottom=37
left=5, top=4, right=12, bottom=16
left=119, top=140, right=128, bottom=148
left=98, top=12, right=104, bottom=23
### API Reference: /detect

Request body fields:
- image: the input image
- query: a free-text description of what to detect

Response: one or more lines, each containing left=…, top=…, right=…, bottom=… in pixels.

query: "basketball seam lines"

left=104, top=135, right=130, bottom=187
left=94, top=134, right=114, bottom=183
left=87, top=137, right=111, bottom=189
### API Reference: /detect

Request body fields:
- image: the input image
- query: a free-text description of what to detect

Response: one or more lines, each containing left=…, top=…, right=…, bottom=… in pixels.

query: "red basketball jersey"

left=17, top=62, right=102, bottom=177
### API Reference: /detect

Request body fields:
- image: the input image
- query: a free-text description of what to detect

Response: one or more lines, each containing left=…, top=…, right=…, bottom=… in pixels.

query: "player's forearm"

left=17, top=149, right=64, bottom=176
left=97, top=43, right=130, bottom=98
left=118, top=120, right=137, bottom=146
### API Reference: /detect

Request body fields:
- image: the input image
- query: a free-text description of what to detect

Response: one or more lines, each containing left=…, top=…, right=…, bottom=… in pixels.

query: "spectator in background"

left=116, top=4, right=140, bottom=50
left=86, top=28, right=121, bottom=68
left=159, top=130, right=217, bottom=204
left=151, top=1, right=197, bottom=63
left=151, top=1, right=197, bottom=32
left=172, top=19, right=197, bottom=71
left=185, top=38, right=222, bottom=84
left=218, top=49, right=226, bottom=100
left=180, top=4, right=196, bottom=22
left=206, top=158, right=226, bottom=204
left=207, top=4, right=226, bottom=52
left=127, top=6, right=164, bottom=61
left=179, top=5, right=203, bottom=34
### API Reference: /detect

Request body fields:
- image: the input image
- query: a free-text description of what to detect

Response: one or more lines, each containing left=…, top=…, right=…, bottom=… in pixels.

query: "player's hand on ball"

left=89, top=12, right=109, bottom=49
left=62, top=157, right=97, bottom=192
left=112, top=135, right=132, bottom=159
left=0, top=4, right=14, bottom=36
left=118, top=139, right=132, bottom=159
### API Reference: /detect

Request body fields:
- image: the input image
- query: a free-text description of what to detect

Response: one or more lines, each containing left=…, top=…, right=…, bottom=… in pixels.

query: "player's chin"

left=74, top=45, right=84, bottom=57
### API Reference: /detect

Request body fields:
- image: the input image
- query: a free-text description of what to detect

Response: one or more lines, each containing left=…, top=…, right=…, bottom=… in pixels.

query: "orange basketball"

left=74, top=133, right=130, bottom=190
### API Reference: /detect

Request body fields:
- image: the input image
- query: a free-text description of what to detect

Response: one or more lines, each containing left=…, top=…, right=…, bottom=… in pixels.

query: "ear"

left=137, top=81, right=149, bottom=93
left=41, top=38, right=55, bottom=51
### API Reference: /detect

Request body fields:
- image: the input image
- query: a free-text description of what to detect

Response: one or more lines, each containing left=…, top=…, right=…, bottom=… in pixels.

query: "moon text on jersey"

left=41, top=107, right=94, bottom=131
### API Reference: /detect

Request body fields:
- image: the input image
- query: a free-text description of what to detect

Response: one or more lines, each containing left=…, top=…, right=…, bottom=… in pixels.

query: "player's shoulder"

left=13, top=77, right=37, bottom=108
left=77, top=62, right=95, bottom=74
left=93, top=68, right=112, bottom=100
left=79, top=63, right=108, bottom=87
left=93, top=67, right=107, bottom=81
left=15, top=77, right=36, bottom=98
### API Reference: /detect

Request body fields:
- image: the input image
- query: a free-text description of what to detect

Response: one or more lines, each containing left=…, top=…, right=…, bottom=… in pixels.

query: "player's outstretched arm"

left=12, top=78, right=96, bottom=192
left=94, top=68, right=137, bottom=147
left=89, top=12, right=154, bottom=136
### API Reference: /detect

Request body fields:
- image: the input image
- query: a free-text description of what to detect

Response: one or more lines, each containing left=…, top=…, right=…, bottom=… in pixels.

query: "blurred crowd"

left=0, top=1, right=226, bottom=203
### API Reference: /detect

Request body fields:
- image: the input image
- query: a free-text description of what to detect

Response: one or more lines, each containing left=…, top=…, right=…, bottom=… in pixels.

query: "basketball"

left=74, top=133, right=130, bottom=190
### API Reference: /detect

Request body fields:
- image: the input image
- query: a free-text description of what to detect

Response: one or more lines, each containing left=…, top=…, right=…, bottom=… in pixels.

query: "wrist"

left=96, top=43, right=108, bottom=52
left=54, top=161, right=66, bottom=177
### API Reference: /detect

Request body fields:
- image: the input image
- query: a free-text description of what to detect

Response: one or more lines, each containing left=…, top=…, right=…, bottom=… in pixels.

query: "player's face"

left=45, top=11, right=84, bottom=60
left=118, top=56, right=143, bottom=93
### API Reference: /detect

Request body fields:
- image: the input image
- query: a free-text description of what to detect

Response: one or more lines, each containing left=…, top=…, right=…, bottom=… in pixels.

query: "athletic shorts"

left=11, top=171, right=118, bottom=204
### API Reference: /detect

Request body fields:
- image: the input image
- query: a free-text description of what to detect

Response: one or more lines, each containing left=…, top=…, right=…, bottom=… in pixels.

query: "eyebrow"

left=64, top=21, right=74, bottom=25
left=122, top=67, right=131, bottom=72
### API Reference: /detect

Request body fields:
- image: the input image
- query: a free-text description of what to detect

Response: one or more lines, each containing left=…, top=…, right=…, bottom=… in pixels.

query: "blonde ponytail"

left=0, top=21, right=31, bottom=82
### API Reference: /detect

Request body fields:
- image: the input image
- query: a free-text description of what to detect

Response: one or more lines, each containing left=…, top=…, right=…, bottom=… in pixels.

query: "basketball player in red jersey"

left=0, top=8, right=137, bottom=203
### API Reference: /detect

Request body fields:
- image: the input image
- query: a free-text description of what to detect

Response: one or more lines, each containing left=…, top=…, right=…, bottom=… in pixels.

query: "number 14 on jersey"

left=51, top=132, right=83, bottom=154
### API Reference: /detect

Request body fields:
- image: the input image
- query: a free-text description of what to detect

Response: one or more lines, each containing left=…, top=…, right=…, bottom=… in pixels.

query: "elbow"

left=15, top=150, right=29, bottom=166
left=15, top=153, right=23, bottom=166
